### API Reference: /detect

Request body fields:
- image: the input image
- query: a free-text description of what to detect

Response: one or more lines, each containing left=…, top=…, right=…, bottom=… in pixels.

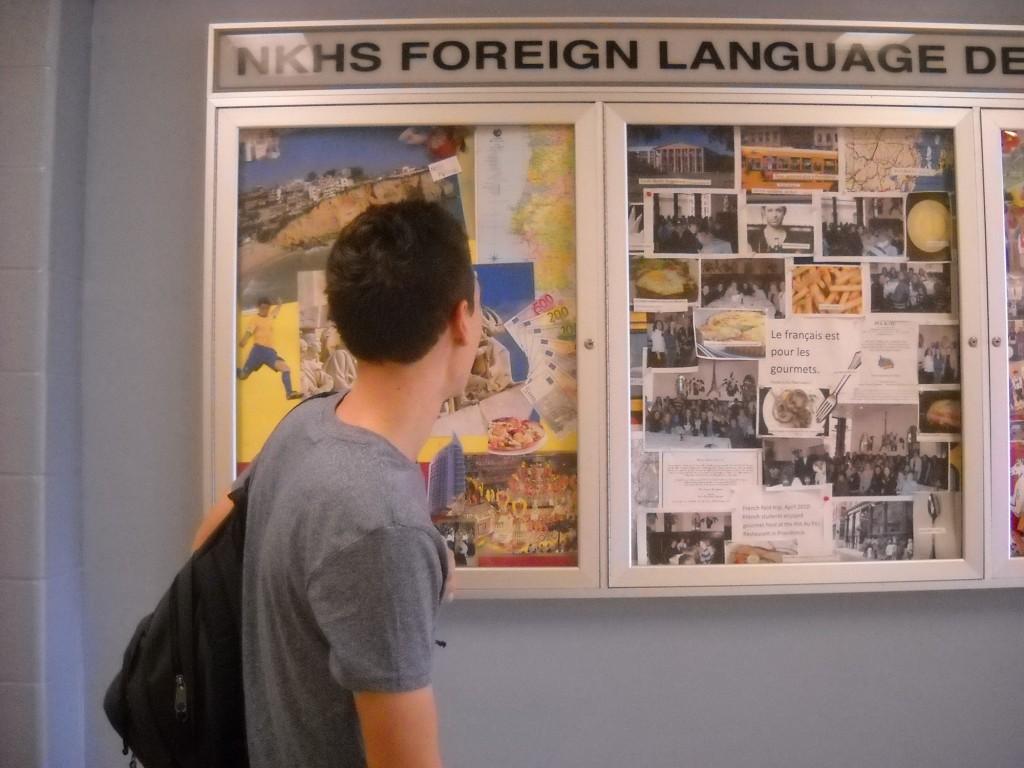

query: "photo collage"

left=235, top=124, right=580, bottom=568
left=1002, top=127, right=1024, bottom=558
left=628, top=124, right=963, bottom=566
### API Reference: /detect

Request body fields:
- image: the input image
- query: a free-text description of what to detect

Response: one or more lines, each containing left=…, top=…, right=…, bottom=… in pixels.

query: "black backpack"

left=103, top=393, right=334, bottom=767
left=103, top=476, right=251, bottom=768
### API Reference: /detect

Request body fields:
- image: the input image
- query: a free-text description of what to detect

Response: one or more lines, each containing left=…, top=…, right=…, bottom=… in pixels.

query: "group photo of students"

left=918, top=325, right=960, bottom=384
left=643, top=312, right=697, bottom=369
left=870, top=264, right=953, bottom=313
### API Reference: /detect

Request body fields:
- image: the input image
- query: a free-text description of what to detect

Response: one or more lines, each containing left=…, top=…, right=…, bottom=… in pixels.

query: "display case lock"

left=584, top=339, right=595, bottom=350
left=968, top=337, right=978, bottom=347
left=992, top=337, right=1003, bottom=348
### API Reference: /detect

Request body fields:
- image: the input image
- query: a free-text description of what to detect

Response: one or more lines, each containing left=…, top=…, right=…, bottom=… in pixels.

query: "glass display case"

left=606, top=103, right=985, bottom=589
left=982, top=109, right=1024, bottom=581
left=208, top=103, right=604, bottom=591
left=204, top=20, right=1024, bottom=595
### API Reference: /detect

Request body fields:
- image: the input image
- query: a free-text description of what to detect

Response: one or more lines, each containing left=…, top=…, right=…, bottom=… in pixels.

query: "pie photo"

left=630, top=259, right=698, bottom=300
left=697, top=310, right=765, bottom=345
left=636, top=268, right=689, bottom=296
left=487, top=417, right=546, bottom=454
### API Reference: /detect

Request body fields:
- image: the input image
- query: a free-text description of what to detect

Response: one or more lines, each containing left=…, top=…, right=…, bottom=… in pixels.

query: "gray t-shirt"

left=241, top=392, right=449, bottom=768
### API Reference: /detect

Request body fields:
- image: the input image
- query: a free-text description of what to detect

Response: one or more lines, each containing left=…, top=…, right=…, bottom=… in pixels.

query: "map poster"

left=473, top=125, right=577, bottom=293
left=844, top=127, right=955, bottom=193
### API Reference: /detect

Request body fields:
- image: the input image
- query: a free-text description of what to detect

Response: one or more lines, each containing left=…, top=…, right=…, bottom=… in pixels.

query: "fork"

left=815, top=351, right=863, bottom=423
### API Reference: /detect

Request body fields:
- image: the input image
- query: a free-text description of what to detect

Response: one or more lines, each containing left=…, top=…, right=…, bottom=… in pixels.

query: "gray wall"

left=79, top=2, right=1024, bottom=767
left=0, top=1, right=89, bottom=766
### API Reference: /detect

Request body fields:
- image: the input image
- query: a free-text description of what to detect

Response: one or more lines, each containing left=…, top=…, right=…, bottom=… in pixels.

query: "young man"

left=747, top=203, right=813, bottom=255
left=748, top=204, right=790, bottom=253
left=194, top=200, right=481, bottom=768
left=237, top=297, right=302, bottom=400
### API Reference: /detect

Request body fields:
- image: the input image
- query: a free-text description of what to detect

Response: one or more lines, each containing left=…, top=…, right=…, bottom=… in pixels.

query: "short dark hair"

left=325, top=200, right=474, bottom=364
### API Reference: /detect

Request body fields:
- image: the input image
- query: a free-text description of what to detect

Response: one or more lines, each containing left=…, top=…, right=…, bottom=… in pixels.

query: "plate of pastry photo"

left=759, top=387, right=827, bottom=435
left=694, top=308, right=766, bottom=359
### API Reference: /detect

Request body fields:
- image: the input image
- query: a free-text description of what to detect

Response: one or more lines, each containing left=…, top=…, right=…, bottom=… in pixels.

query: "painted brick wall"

left=0, top=1, right=89, bottom=765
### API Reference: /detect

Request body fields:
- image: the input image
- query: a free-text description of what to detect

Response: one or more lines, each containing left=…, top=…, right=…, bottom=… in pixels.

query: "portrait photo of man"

left=746, top=194, right=817, bottom=256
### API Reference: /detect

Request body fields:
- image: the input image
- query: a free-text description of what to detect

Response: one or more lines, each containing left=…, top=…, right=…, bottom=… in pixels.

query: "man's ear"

left=450, top=299, right=473, bottom=345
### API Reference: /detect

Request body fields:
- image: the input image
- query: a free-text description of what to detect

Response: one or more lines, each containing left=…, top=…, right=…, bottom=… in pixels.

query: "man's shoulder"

left=253, top=393, right=430, bottom=536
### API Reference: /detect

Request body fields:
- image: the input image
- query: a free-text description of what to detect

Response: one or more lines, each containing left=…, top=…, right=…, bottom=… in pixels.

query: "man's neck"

left=336, top=360, right=446, bottom=462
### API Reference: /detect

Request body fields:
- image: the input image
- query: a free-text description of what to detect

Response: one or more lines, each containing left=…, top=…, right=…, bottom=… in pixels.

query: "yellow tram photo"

left=741, top=145, right=839, bottom=190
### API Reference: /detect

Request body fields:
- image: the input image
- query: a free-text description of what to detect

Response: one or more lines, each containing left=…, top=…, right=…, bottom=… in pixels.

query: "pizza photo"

left=487, top=417, right=547, bottom=454
left=919, top=391, right=961, bottom=435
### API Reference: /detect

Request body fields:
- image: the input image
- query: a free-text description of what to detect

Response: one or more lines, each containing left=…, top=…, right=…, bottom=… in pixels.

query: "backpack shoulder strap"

left=231, top=390, right=339, bottom=501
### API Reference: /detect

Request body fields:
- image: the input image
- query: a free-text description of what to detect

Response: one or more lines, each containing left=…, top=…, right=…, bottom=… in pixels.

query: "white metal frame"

left=209, top=102, right=605, bottom=592
left=201, top=19, right=1024, bottom=597
left=981, top=108, right=1024, bottom=582
left=606, top=101, right=986, bottom=589
left=208, top=17, right=1024, bottom=35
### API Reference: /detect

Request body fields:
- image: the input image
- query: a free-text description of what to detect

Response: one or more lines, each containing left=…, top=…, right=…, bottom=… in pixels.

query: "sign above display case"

left=212, top=19, right=1024, bottom=93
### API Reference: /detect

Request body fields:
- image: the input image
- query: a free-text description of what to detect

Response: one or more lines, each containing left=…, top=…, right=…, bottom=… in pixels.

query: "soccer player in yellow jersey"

left=238, top=297, right=301, bottom=400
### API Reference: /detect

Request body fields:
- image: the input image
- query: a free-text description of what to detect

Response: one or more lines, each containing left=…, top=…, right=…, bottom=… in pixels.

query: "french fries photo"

left=790, top=265, right=864, bottom=315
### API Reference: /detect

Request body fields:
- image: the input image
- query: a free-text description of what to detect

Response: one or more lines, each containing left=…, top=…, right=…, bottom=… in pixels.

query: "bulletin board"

left=205, top=19, right=1024, bottom=596
left=606, top=103, right=984, bottom=589
left=209, top=102, right=606, bottom=592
